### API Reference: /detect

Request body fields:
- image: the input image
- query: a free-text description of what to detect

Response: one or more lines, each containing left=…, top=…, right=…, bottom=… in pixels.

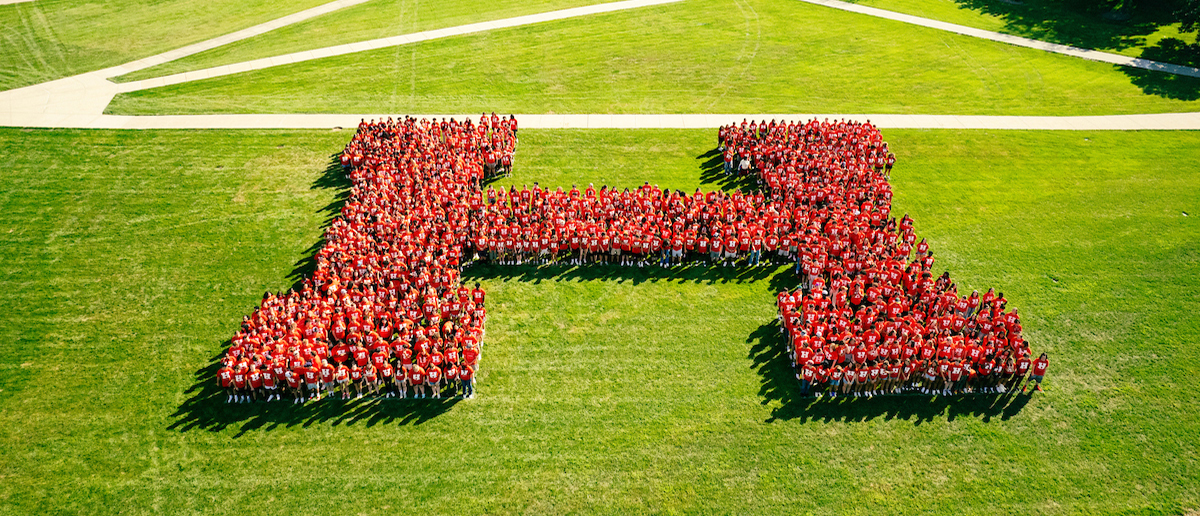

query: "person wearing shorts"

left=303, top=363, right=320, bottom=402
left=410, top=366, right=427, bottom=399
left=1024, top=353, right=1049, bottom=393
left=335, top=363, right=351, bottom=400
left=828, top=365, right=843, bottom=398
left=320, top=360, right=335, bottom=398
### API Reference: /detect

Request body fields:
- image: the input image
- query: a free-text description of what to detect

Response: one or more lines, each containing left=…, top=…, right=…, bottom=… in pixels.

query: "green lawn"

left=1, top=127, right=1197, bottom=514
left=0, top=0, right=333, bottom=92
left=113, top=0, right=625, bottom=84
left=106, top=0, right=1200, bottom=117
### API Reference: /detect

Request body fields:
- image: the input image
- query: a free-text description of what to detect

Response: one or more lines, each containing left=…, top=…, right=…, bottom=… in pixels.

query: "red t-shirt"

left=1031, top=358, right=1048, bottom=376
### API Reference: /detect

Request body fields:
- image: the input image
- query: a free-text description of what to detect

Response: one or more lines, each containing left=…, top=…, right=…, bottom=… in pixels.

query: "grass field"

left=0, top=0, right=332, bottom=91
left=1, top=127, right=1197, bottom=514
left=112, top=0, right=624, bottom=84
left=106, top=0, right=1200, bottom=117
left=107, top=0, right=1200, bottom=85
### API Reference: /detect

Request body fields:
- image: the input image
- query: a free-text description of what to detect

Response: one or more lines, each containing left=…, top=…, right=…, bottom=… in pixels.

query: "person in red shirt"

left=947, top=360, right=965, bottom=395
left=394, top=361, right=409, bottom=399
left=444, top=362, right=460, bottom=396
left=409, top=366, right=427, bottom=399
left=459, top=364, right=475, bottom=398
left=331, top=342, right=350, bottom=364
left=919, top=360, right=938, bottom=395
left=426, top=365, right=443, bottom=399
left=302, top=362, right=321, bottom=402
left=217, top=363, right=235, bottom=403
left=1024, top=353, right=1049, bottom=393
left=364, top=364, right=380, bottom=397
left=349, top=364, right=364, bottom=398
left=261, top=367, right=278, bottom=402
left=232, top=366, right=248, bottom=403
left=320, top=360, right=335, bottom=395
left=335, top=363, right=351, bottom=400
left=380, top=361, right=395, bottom=398
left=798, top=363, right=816, bottom=395
left=285, top=367, right=302, bottom=403
left=827, top=364, right=844, bottom=398
left=462, top=343, right=480, bottom=370
left=352, top=344, right=369, bottom=368
left=1009, top=353, right=1032, bottom=392
left=839, top=365, right=856, bottom=397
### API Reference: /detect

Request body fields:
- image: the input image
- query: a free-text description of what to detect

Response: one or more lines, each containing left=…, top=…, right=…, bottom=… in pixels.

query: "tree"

left=1180, top=0, right=1200, bottom=35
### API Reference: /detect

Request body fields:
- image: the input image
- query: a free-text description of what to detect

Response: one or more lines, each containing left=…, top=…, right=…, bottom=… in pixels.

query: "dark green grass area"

left=106, top=0, right=1200, bottom=117
left=0, top=128, right=1197, bottom=514
left=849, top=0, right=1198, bottom=61
left=847, top=0, right=1200, bottom=100
left=0, top=0, right=332, bottom=91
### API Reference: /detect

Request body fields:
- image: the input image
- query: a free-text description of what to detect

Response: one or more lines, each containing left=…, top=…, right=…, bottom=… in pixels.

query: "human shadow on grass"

left=697, top=147, right=761, bottom=194
left=463, top=260, right=798, bottom=290
left=749, top=320, right=1035, bottom=425
left=286, top=154, right=351, bottom=291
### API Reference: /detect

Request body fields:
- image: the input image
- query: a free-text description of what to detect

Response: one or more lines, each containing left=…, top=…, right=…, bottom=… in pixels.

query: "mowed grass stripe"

left=0, top=128, right=1196, bottom=514
left=106, top=0, right=1200, bottom=117
left=113, top=0, right=631, bottom=83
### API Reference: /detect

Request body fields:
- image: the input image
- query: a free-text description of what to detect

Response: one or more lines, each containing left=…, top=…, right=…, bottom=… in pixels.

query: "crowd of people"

left=218, top=114, right=519, bottom=403
left=716, top=118, right=1049, bottom=398
left=217, top=114, right=1048, bottom=404
left=464, top=120, right=891, bottom=269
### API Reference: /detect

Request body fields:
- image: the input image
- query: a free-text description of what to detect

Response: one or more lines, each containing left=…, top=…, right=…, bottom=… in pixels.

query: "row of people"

left=218, top=339, right=482, bottom=403
left=470, top=184, right=810, bottom=268
left=792, top=354, right=1050, bottom=398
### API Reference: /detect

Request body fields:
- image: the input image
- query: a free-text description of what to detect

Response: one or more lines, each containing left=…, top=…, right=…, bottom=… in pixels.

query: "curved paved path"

left=0, top=0, right=682, bottom=126
left=0, top=0, right=1197, bottom=130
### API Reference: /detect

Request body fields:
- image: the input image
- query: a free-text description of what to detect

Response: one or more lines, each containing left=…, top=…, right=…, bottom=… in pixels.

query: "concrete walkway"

left=0, top=0, right=377, bottom=122
left=797, top=0, right=1200, bottom=79
left=0, top=0, right=1198, bottom=130
left=0, top=0, right=36, bottom=5
left=0, top=0, right=683, bottom=127
left=20, top=112, right=1200, bottom=130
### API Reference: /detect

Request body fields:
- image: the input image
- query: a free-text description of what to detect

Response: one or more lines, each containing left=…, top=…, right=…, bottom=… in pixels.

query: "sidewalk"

left=6, top=112, right=1197, bottom=130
